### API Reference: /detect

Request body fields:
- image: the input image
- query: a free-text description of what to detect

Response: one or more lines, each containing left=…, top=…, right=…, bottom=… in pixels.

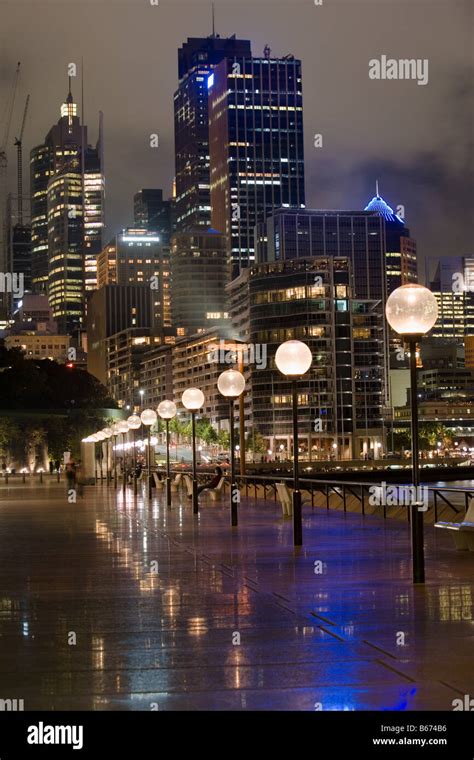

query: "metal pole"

left=113, top=436, right=117, bottom=488
left=147, top=427, right=152, bottom=500
left=122, top=433, right=126, bottom=493
left=238, top=350, right=246, bottom=477
left=133, top=429, right=137, bottom=496
left=166, top=419, right=172, bottom=508
left=191, top=411, right=198, bottom=514
left=409, top=337, right=424, bottom=583
left=229, top=398, right=238, bottom=526
left=292, top=379, right=302, bottom=546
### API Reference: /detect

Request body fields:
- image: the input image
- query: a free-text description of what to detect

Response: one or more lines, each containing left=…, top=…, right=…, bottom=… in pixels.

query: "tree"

left=217, top=430, right=230, bottom=450
left=0, top=417, right=20, bottom=458
left=247, top=428, right=267, bottom=454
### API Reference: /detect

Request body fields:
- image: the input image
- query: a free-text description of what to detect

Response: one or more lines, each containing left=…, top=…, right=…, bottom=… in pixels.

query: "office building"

left=133, top=189, right=174, bottom=245
left=5, top=193, right=32, bottom=315
left=174, top=34, right=252, bottom=232
left=426, top=256, right=474, bottom=341
left=106, top=328, right=164, bottom=410
left=5, top=332, right=70, bottom=362
left=170, top=228, right=229, bottom=336
left=86, top=284, right=154, bottom=385
left=30, top=84, right=104, bottom=325
left=228, top=257, right=387, bottom=458
left=97, top=227, right=171, bottom=329
left=209, top=52, right=305, bottom=273
left=256, top=208, right=386, bottom=301
left=364, top=188, right=417, bottom=294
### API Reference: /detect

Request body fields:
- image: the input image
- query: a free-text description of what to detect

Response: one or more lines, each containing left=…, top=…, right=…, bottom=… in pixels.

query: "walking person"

left=65, top=459, right=77, bottom=493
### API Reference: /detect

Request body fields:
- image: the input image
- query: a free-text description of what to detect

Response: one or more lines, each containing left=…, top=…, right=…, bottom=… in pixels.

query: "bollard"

left=39, top=471, right=43, bottom=484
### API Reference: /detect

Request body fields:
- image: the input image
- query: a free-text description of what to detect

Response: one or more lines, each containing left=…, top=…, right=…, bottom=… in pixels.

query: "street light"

left=217, top=369, right=246, bottom=527
left=127, top=414, right=141, bottom=496
left=157, top=400, right=177, bottom=509
left=181, top=388, right=205, bottom=514
left=111, top=422, right=121, bottom=488
left=386, top=283, right=438, bottom=584
left=95, top=431, right=107, bottom=482
left=140, top=408, right=157, bottom=500
left=275, top=339, right=312, bottom=546
left=102, top=428, right=113, bottom=484
left=117, top=421, right=130, bottom=493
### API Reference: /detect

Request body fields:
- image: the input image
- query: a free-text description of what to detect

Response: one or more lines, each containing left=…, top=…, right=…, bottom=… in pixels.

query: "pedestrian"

left=65, top=459, right=76, bottom=492
left=49, top=460, right=54, bottom=474
left=54, top=458, right=60, bottom=473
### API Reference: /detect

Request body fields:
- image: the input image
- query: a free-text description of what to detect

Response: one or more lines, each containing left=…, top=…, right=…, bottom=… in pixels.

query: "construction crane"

left=14, top=94, right=29, bottom=225
left=0, top=62, right=21, bottom=279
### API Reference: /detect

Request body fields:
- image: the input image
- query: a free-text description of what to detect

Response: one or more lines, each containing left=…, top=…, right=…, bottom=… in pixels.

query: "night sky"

left=1, top=0, right=472, bottom=279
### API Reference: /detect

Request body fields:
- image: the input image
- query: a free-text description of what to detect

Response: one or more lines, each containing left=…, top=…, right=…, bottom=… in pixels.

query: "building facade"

left=170, top=228, right=229, bottom=336
left=174, top=35, right=252, bottom=232
left=209, top=53, right=305, bottom=273
left=229, top=257, right=387, bottom=459
left=30, top=85, right=104, bottom=328
left=96, top=227, right=171, bottom=329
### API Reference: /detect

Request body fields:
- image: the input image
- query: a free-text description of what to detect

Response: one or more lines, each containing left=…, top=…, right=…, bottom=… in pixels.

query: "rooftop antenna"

left=211, top=1, right=216, bottom=37
left=375, top=179, right=380, bottom=197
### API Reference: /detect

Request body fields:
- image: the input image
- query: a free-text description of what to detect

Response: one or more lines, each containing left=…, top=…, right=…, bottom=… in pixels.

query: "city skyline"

left=1, top=0, right=471, bottom=278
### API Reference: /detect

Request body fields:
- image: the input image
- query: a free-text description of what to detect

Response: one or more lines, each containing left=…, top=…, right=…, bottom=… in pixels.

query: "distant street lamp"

left=158, top=400, right=177, bottom=509
left=127, top=414, right=142, bottom=496
left=140, top=408, right=157, bottom=500
left=386, top=283, right=438, bottom=584
left=102, top=428, right=113, bottom=484
left=95, top=431, right=107, bottom=481
left=275, top=339, right=312, bottom=546
left=181, top=388, right=205, bottom=514
left=111, top=423, right=121, bottom=488
left=217, top=369, right=246, bottom=527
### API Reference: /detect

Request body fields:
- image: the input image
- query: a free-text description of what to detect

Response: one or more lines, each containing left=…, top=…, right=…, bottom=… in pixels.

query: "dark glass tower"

left=174, top=35, right=252, bottom=232
left=209, top=54, right=306, bottom=274
left=134, top=189, right=174, bottom=245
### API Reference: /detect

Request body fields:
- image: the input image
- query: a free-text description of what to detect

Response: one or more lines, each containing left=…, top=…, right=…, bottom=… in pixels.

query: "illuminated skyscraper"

left=174, top=35, right=252, bottom=232
left=364, top=188, right=417, bottom=295
left=209, top=52, right=305, bottom=274
left=30, top=83, right=104, bottom=331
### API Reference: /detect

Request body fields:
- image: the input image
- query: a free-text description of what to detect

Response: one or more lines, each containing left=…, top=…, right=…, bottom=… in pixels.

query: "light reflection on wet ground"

left=0, top=480, right=473, bottom=710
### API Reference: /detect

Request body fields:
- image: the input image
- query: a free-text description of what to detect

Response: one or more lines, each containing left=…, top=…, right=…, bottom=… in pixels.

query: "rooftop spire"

left=211, top=1, right=215, bottom=37
left=375, top=179, right=379, bottom=197
left=66, top=75, right=73, bottom=103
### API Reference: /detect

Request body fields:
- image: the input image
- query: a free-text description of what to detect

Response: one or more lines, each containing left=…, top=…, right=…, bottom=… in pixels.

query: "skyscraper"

left=30, top=84, right=104, bottom=330
left=170, top=228, right=229, bottom=336
left=174, top=34, right=252, bottom=232
left=364, top=187, right=417, bottom=295
left=133, top=189, right=174, bottom=245
left=209, top=52, right=305, bottom=273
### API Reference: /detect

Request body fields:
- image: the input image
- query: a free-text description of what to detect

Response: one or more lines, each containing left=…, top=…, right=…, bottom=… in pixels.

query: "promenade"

left=0, top=478, right=473, bottom=711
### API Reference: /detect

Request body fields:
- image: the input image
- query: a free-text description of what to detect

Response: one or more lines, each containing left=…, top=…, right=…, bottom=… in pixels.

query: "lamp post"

left=386, top=283, right=438, bottom=584
left=158, top=400, right=177, bottom=509
left=275, top=339, right=313, bottom=546
left=127, top=414, right=141, bottom=496
left=140, top=408, right=157, bottom=500
left=102, top=428, right=113, bottom=484
left=217, top=369, right=246, bottom=527
left=117, top=421, right=130, bottom=493
left=95, top=431, right=107, bottom=481
left=181, top=388, right=205, bottom=514
left=111, top=423, right=121, bottom=488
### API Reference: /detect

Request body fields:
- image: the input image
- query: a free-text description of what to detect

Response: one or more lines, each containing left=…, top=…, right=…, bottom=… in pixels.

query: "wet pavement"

left=0, top=478, right=473, bottom=711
